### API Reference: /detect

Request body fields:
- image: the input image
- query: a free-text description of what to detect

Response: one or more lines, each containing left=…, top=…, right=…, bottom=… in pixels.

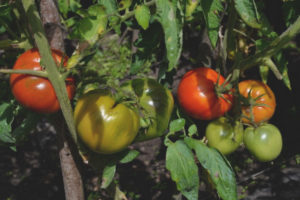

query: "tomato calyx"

left=214, top=73, right=233, bottom=103
left=239, top=89, right=272, bottom=126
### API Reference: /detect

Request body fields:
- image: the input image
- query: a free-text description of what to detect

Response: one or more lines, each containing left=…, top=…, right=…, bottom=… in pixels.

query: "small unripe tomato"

left=206, top=117, right=243, bottom=155
left=244, top=123, right=282, bottom=162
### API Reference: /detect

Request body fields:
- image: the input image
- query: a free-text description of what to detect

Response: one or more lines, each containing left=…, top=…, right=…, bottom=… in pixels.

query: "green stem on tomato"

left=231, top=16, right=300, bottom=72
left=0, top=69, right=48, bottom=78
left=21, top=0, right=78, bottom=143
left=263, top=57, right=283, bottom=80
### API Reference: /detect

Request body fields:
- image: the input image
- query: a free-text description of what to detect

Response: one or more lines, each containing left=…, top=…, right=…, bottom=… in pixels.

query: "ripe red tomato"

left=10, top=48, right=75, bottom=113
left=238, top=80, right=276, bottom=124
left=177, top=67, right=233, bottom=120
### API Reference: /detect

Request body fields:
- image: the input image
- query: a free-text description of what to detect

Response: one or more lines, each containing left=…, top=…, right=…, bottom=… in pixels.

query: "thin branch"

left=231, top=16, right=300, bottom=72
left=0, top=69, right=48, bottom=78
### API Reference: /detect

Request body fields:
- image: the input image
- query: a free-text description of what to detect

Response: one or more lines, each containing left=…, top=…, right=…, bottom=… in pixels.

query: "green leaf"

left=135, top=5, right=151, bottom=30
left=119, top=0, right=132, bottom=10
left=12, top=112, right=40, bottom=143
left=119, top=149, right=140, bottom=164
left=78, top=6, right=107, bottom=41
left=235, top=0, right=262, bottom=29
left=87, top=148, right=139, bottom=189
left=169, top=118, right=185, bottom=133
left=101, top=164, right=116, bottom=189
left=57, top=0, right=69, bottom=16
left=259, top=65, right=269, bottom=84
left=99, top=0, right=120, bottom=34
left=201, top=0, right=223, bottom=48
left=166, top=140, right=199, bottom=200
left=156, top=0, right=183, bottom=71
left=282, top=1, right=300, bottom=27
left=69, top=0, right=82, bottom=12
left=184, top=137, right=237, bottom=200
left=274, top=52, right=291, bottom=90
left=0, top=103, right=15, bottom=144
left=188, top=124, right=197, bottom=137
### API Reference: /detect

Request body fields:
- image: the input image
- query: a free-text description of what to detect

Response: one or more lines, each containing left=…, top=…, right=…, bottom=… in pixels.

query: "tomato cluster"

left=10, top=48, right=282, bottom=161
left=74, top=78, right=174, bottom=154
left=10, top=49, right=174, bottom=155
left=177, top=67, right=282, bottom=161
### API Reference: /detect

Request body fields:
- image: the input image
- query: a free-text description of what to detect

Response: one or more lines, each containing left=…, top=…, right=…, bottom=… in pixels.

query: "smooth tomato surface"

left=177, top=67, right=233, bottom=120
left=121, top=78, right=174, bottom=142
left=206, top=117, right=243, bottom=155
left=10, top=48, right=75, bottom=113
left=238, top=80, right=276, bottom=124
left=244, top=123, right=282, bottom=162
left=74, top=90, right=140, bottom=154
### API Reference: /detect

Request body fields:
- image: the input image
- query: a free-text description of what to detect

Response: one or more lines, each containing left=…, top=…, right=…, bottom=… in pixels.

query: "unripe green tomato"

left=121, top=78, right=174, bottom=142
left=205, top=117, right=243, bottom=155
left=244, top=123, right=282, bottom=162
left=74, top=90, right=140, bottom=154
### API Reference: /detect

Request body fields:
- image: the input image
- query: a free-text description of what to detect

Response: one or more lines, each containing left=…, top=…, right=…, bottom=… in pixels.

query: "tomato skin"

left=238, top=80, right=276, bottom=124
left=10, top=48, right=75, bottom=113
left=177, top=67, right=233, bottom=120
left=121, top=78, right=174, bottom=142
left=205, top=117, right=243, bottom=155
left=74, top=90, right=140, bottom=154
left=244, top=124, right=282, bottom=162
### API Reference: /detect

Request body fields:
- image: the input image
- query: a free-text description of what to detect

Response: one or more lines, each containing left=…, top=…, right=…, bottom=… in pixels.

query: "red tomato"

left=238, top=80, right=276, bottom=124
left=177, top=67, right=233, bottom=120
left=10, top=48, right=75, bottom=113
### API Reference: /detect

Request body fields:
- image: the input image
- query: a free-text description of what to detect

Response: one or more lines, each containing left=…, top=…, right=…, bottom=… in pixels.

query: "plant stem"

left=0, top=69, right=48, bottom=77
left=21, top=1, right=85, bottom=200
left=21, top=0, right=78, bottom=144
left=231, top=16, right=300, bottom=72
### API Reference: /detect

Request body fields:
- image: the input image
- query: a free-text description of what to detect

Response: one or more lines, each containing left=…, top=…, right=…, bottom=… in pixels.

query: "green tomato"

left=205, top=117, right=243, bottom=155
left=244, top=123, right=282, bottom=162
left=121, top=78, right=174, bottom=142
left=74, top=90, right=140, bottom=154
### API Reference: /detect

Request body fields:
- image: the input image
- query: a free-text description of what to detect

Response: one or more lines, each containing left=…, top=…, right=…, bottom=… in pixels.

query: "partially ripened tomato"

left=205, top=117, right=243, bottom=155
left=74, top=89, right=140, bottom=154
left=244, top=123, right=282, bottom=162
left=10, top=48, right=75, bottom=113
left=121, top=78, right=174, bottom=142
left=238, top=80, right=276, bottom=124
left=177, top=67, right=233, bottom=120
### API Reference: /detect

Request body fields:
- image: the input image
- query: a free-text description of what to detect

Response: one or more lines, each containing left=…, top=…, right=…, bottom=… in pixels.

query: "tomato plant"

left=121, top=78, right=174, bottom=142
left=205, top=117, right=243, bottom=155
left=74, top=89, right=140, bottom=154
left=238, top=80, right=276, bottom=124
left=0, top=0, right=299, bottom=200
left=10, top=48, right=75, bottom=113
left=177, top=67, right=233, bottom=120
left=244, top=123, right=282, bottom=162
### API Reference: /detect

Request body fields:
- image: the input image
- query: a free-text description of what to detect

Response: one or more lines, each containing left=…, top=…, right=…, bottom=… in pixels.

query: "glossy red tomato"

left=177, top=67, right=233, bottom=120
left=238, top=80, right=276, bottom=124
left=10, top=48, right=75, bottom=113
